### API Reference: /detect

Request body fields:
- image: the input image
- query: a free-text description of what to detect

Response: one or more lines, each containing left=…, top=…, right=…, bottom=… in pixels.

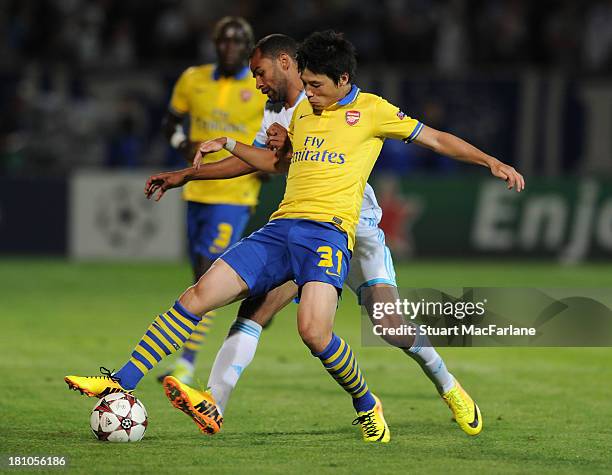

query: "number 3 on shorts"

left=316, top=245, right=343, bottom=275
left=209, top=223, right=234, bottom=254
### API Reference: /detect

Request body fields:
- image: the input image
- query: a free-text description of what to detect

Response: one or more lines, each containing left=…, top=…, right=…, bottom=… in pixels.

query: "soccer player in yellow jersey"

left=145, top=34, right=484, bottom=438
left=66, top=31, right=524, bottom=443
left=160, top=17, right=267, bottom=382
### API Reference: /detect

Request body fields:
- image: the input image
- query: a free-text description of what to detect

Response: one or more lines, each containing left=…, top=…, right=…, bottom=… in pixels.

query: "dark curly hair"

left=296, top=30, right=357, bottom=84
left=252, top=34, right=297, bottom=61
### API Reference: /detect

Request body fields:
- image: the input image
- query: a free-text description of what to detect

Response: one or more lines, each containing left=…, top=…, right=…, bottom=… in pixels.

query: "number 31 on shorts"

left=317, top=245, right=343, bottom=276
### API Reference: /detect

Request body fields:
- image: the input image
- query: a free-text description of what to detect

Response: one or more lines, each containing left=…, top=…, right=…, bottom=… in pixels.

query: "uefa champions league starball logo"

left=95, top=185, right=158, bottom=251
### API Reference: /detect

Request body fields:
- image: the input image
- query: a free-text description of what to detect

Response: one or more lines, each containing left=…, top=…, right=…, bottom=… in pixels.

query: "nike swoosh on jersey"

left=325, top=269, right=340, bottom=277
left=299, top=113, right=313, bottom=119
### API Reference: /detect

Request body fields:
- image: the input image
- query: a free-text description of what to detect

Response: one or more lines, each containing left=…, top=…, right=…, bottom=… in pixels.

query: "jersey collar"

left=325, top=84, right=360, bottom=110
left=212, top=65, right=251, bottom=81
left=290, top=90, right=307, bottom=108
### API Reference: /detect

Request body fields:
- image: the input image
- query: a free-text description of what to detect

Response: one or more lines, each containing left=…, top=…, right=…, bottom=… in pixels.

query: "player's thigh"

left=288, top=221, right=350, bottom=292
left=360, top=284, right=414, bottom=348
left=297, top=281, right=338, bottom=352
left=179, top=259, right=249, bottom=314
left=346, top=225, right=397, bottom=303
left=221, top=220, right=293, bottom=296
left=348, top=227, right=413, bottom=347
left=238, top=281, right=298, bottom=327
left=360, top=283, right=400, bottom=319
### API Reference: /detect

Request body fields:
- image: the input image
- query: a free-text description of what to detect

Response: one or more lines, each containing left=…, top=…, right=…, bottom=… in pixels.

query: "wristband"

left=223, top=137, right=237, bottom=153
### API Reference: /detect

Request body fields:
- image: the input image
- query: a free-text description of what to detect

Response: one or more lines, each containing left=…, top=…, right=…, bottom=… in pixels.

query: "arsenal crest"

left=240, top=89, right=252, bottom=102
left=397, top=111, right=406, bottom=120
left=345, top=110, right=360, bottom=126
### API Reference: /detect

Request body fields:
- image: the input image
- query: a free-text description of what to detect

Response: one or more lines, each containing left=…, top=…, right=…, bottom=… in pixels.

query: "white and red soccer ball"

left=90, top=393, right=148, bottom=442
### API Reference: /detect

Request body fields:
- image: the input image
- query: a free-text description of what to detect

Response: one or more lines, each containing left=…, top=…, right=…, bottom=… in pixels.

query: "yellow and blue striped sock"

left=315, top=333, right=376, bottom=413
left=180, top=312, right=215, bottom=364
left=114, top=301, right=201, bottom=389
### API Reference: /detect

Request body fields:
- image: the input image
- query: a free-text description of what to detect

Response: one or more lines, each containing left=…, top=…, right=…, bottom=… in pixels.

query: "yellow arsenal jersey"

left=270, top=85, right=423, bottom=250
left=170, top=64, right=267, bottom=205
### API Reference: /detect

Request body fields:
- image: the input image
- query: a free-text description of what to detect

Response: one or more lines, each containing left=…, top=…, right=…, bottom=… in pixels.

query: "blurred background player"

left=160, top=16, right=267, bottom=383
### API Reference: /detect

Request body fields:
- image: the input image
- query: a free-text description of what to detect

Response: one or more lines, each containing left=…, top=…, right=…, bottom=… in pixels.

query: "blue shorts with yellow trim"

left=220, top=219, right=351, bottom=296
left=187, top=202, right=251, bottom=263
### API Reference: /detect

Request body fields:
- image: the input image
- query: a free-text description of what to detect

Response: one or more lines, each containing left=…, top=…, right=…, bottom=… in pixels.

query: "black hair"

left=213, top=16, right=254, bottom=49
left=296, top=30, right=357, bottom=84
left=252, top=34, right=297, bottom=61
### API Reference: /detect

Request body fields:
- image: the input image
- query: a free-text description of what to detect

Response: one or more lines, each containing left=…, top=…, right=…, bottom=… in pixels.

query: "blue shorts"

left=220, top=219, right=351, bottom=296
left=187, top=202, right=251, bottom=263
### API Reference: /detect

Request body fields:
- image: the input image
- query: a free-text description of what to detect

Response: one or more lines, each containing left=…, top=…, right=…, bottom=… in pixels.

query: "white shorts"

left=346, top=225, right=397, bottom=301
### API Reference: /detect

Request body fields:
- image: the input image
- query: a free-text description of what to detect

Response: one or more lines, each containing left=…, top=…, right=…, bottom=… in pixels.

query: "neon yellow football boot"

left=163, top=376, right=223, bottom=435
left=442, top=380, right=483, bottom=436
left=352, top=394, right=390, bottom=443
left=65, top=367, right=131, bottom=397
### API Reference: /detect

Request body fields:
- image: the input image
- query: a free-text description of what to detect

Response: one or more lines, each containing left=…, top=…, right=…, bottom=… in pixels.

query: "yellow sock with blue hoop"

left=315, top=333, right=376, bottom=412
left=114, top=301, right=201, bottom=390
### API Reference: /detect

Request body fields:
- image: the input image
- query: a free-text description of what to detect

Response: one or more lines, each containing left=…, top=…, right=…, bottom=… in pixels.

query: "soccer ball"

left=90, top=393, right=148, bottom=442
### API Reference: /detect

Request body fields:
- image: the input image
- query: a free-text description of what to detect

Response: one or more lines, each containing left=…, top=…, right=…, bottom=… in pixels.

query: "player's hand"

left=177, top=140, right=201, bottom=162
left=489, top=160, right=525, bottom=192
left=193, top=138, right=227, bottom=169
left=144, top=170, right=189, bottom=201
left=266, top=122, right=289, bottom=151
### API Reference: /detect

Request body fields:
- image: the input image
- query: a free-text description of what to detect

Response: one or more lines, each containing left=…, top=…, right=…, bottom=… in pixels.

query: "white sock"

left=207, top=317, right=262, bottom=414
left=404, top=331, right=455, bottom=395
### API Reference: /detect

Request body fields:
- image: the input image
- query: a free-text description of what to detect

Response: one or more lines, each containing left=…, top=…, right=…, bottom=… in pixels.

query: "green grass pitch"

left=2, top=260, right=611, bottom=474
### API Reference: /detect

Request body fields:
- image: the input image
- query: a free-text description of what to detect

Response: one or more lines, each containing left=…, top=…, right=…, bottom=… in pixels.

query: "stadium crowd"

left=4, top=0, right=612, bottom=71
left=2, top=0, right=612, bottom=174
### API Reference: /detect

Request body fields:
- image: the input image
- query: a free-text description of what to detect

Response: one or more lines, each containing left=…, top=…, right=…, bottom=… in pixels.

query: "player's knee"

left=297, top=318, right=329, bottom=353
left=237, top=295, right=264, bottom=319
left=367, top=314, right=415, bottom=349
left=182, top=276, right=217, bottom=315
left=178, top=284, right=210, bottom=316
left=237, top=296, right=275, bottom=328
left=298, top=326, right=327, bottom=352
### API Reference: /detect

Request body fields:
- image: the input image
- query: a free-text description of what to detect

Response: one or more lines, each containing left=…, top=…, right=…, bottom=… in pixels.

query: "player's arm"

left=413, top=125, right=525, bottom=192
left=162, top=110, right=201, bottom=162
left=194, top=136, right=291, bottom=174
left=145, top=158, right=256, bottom=201
left=164, top=68, right=206, bottom=162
